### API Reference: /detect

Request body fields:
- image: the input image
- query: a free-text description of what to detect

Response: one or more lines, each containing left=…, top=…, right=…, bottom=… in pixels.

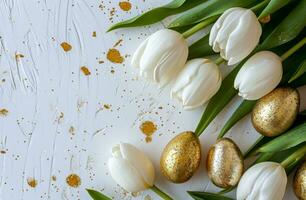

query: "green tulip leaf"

left=258, top=122, right=306, bottom=153
left=188, top=34, right=215, bottom=59
left=188, top=191, right=234, bottom=200
left=218, top=100, right=257, bottom=139
left=168, top=0, right=257, bottom=28
left=107, top=0, right=206, bottom=32
left=244, top=136, right=273, bottom=158
left=289, top=59, right=306, bottom=83
left=260, top=0, right=306, bottom=49
left=194, top=64, right=242, bottom=136
left=259, top=0, right=292, bottom=18
left=86, top=189, right=112, bottom=200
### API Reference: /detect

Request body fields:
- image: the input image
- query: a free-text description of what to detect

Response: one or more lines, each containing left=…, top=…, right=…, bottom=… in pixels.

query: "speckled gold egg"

left=160, top=131, right=201, bottom=183
left=294, top=161, right=306, bottom=200
left=252, top=87, right=299, bottom=137
left=206, top=138, right=244, bottom=189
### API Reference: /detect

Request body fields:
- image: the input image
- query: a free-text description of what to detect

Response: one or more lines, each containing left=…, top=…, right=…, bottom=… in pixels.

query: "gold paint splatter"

left=0, top=109, right=8, bottom=116
left=113, top=39, right=123, bottom=48
left=140, top=121, right=157, bottom=143
left=107, top=49, right=124, bottom=64
left=15, top=54, right=24, bottom=61
left=92, top=31, right=97, bottom=37
left=66, top=174, right=81, bottom=188
left=81, top=66, right=91, bottom=76
left=27, top=178, right=38, bottom=188
left=60, top=42, right=72, bottom=52
left=119, top=1, right=132, bottom=11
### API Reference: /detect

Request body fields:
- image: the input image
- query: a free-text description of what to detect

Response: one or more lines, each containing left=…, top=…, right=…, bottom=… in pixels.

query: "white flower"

left=131, top=29, right=188, bottom=85
left=108, top=143, right=155, bottom=192
left=171, top=59, right=222, bottom=110
left=234, top=51, right=283, bottom=100
left=209, top=7, right=262, bottom=65
left=237, top=162, right=287, bottom=200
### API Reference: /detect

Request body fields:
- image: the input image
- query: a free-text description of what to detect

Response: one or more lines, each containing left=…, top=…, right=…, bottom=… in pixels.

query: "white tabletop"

left=0, top=0, right=303, bottom=199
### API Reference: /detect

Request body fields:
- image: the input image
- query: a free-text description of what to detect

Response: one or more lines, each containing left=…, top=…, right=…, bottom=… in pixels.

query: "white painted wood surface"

left=0, top=0, right=303, bottom=199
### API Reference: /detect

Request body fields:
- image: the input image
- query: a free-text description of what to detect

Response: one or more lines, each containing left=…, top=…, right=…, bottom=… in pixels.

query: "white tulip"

left=131, top=29, right=188, bottom=85
left=234, top=51, right=283, bottom=100
left=171, top=59, right=222, bottom=110
left=237, top=162, right=287, bottom=200
left=209, top=7, right=262, bottom=65
left=108, top=143, right=155, bottom=192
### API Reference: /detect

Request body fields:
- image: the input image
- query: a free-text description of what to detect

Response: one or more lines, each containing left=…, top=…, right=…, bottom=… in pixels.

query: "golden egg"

left=206, top=138, right=244, bottom=189
left=293, top=161, right=306, bottom=200
left=252, top=87, right=299, bottom=137
left=160, top=131, right=201, bottom=183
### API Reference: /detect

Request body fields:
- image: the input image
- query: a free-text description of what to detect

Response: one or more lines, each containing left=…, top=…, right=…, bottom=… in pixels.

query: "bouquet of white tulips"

left=87, top=0, right=306, bottom=199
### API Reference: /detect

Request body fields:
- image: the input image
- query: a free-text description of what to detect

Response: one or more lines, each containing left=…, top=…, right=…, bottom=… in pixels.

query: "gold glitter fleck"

left=81, top=66, right=91, bottom=76
left=69, top=126, right=75, bottom=135
left=107, top=49, right=124, bottom=64
left=15, top=54, right=24, bottom=61
left=119, top=1, right=132, bottom=11
left=60, top=42, right=72, bottom=52
left=66, top=174, right=81, bottom=188
left=103, top=104, right=111, bottom=109
left=27, top=178, right=38, bottom=188
left=92, top=31, right=97, bottom=37
left=0, top=109, right=8, bottom=116
left=113, top=39, right=123, bottom=48
left=140, top=121, right=157, bottom=143
left=52, top=175, right=57, bottom=181
left=0, top=150, right=6, bottom=154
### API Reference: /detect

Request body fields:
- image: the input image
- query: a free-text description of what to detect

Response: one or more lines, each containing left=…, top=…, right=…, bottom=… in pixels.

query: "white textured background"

left=0, top=0, right=304, bottom=199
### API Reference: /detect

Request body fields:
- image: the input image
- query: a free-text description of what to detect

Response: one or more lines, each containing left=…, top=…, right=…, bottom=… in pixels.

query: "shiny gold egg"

left=206, top=138, right=244, bottom=189
left=252, top=87, right=299, bottom=137
left=160, top=131, right=201, bottom=183
left=293, top=161, right=306, bottom=200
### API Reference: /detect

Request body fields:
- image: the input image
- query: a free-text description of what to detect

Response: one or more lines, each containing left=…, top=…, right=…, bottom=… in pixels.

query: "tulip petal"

left=171, top=59, right=222, bottom=110
left=237, top=162, right=287, bottom=200
left=209, top=8, right=240, bottom=50
left=226, top=10, right=262, bottom=65
left=131, top=37, right=150, bottom=68
left=154, top=45, right=188, bottom=85
left=234, top=51, right=282, bottom=100
left=119, top=143, right=155, bottom=187
left=108, top=156, right=149, bottom=192
left=138, top=29, right=188, bottom=84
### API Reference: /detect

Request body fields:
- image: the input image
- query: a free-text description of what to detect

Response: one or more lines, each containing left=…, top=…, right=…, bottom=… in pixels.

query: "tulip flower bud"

left=131, top=29, right=188, bottom=85
left=234, top=51, right=283, bottom=100
left=108, top=143, right=155, bottom=192
left=209, top=7, right=262, bottom=65
left=170, top=59, right=222, bottom=110
left=237, top=162, right=287, bottom=200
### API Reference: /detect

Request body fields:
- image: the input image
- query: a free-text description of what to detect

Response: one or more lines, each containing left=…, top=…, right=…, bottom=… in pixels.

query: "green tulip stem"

left=215, top=57, right=225, bottom=65
left=251, top=0, right=270, bottom=13
left=151, top=185, right=173, bottom=200
left=182, top=16, right=218, bottom=39
left=281, top=36, right=306, bottom=61
left=280, top=144, right=306, bottom=170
